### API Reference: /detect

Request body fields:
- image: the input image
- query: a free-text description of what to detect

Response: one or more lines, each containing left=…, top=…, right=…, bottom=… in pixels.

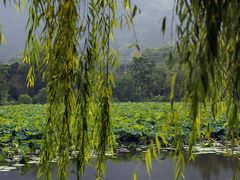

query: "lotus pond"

left=0, top=103, right=239, bottom=179
left=0, top=103, right=230, bottom=156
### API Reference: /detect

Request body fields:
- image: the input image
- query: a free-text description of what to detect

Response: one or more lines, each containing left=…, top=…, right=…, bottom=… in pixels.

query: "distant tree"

left=131, top=56, right=156, bottom=99
left=113, top=73, right=136, bottom=101
left=18, top=94, right=32, bottom=104
left=113, top=46, right=180, bottom=102
left=0, top=65, right=9, bottom=105
left=0, top=62, right=46, bottom=101
left=33, top=88, right=47, bottom=104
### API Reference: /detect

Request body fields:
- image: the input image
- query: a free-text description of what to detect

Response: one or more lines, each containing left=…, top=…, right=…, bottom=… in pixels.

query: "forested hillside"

left=0, top=62, right=46, bottom=104
left=113, top=45, right=182, bottom=101
left=0, top=45, right=180, bottom=104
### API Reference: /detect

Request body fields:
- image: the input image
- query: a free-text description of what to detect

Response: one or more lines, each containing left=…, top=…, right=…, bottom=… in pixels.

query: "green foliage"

left=0, top=103, right=236, bottom=179
left=132, top=55, right=157, bottom=99
left=0, top=62, right=45, bottom=101
left=113, top=73, right=135, bottom=101
left=1, top=1, right=240, bottom=180
left=0, top=65, right=9, bottom=105
left=172, top=3, right=240, bottom=175
left=0, top=104, right=46, bottom=158
left=0, top=24, right=6, bottom=45
left=20, top=0, right=139, bottom=179
left=18, top=94, right=33, bottom=104
left=33, top=88, right=47, bottom=104
left=0, top=103, right=230, bottom=153
left=113, top=46, right=181, bottom=101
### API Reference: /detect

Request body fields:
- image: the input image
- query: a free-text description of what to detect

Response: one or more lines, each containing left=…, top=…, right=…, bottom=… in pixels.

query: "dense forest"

left=0, top=62, right=46, bottom=104
left=113, top=45, right=182, bottom=101
left=0, top=45, right=182, bottom=104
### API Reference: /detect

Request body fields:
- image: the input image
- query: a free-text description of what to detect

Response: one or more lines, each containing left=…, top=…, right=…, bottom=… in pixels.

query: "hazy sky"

left=0, top=3, right=27, bottom=61
left=0, top=0, right=175, bottom=62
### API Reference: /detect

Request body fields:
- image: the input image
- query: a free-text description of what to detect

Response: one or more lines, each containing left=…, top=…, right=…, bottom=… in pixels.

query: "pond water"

left=0, top=153, right=239, bottom=180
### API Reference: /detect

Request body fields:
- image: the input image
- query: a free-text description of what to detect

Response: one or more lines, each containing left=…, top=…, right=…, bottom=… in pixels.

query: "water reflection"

left=186, top=154, right=240, bottom=180
left=0, top=153, right=239, bottom=180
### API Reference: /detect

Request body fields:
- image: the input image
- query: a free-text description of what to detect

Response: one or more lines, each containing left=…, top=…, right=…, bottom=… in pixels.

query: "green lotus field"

left=0, top=102, right=230, bottom=160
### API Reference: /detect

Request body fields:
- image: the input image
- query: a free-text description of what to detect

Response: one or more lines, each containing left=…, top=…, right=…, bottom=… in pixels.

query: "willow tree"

left=0, top=24, right=5, bottom=44
left=171, top=2, right=240, bottom=179
left=154, top=1, right=240, bottom=178
left=175, top=0, right=240, bottom=149
left=21, top=0, right=137, bottom=180
left=0, top=32, right=3, bottom=45
left=0, top=0, right=137, bottom=179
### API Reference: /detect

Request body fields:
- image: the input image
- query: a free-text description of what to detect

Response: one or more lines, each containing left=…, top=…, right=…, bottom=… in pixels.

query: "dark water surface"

left=0, top=154, right=239, bottom=180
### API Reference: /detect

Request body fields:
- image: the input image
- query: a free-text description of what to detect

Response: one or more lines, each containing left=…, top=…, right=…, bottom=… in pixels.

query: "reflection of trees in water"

left=0, top=161, right=38, bottom=176
left=2, top=153, right=239, bottom=180
left=187, top=154, right=239, bottom=180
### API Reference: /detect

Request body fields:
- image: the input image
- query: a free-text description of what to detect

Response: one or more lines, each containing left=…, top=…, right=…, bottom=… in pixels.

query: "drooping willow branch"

left=175, top=0, right=240, bottom=155
left=0, top=24, right=6, bottom=45
left=20, top=0, right=139, bottom=179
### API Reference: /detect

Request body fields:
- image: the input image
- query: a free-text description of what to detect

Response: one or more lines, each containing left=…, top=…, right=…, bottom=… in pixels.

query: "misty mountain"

left=0, top=0, right=176, bottom=63
left=115, top=0, right=177, bottom=58
left=0, top=3, right=27, bottom=63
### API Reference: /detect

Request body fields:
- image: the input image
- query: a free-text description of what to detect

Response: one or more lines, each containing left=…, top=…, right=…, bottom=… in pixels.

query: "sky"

left=0, top=0, right=176, bottom=63
left=0, top=3, right=27, bottom=62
